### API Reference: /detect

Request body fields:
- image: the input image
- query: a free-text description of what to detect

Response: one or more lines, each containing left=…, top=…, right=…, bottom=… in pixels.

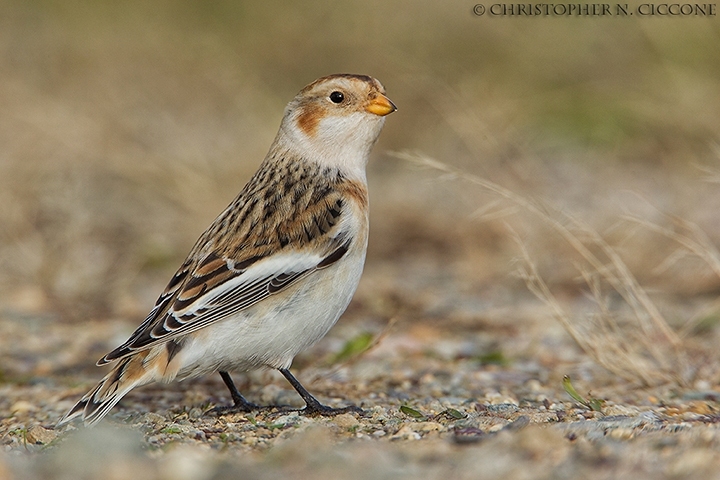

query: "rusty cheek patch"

left=296, top=103, right=324, bottom=137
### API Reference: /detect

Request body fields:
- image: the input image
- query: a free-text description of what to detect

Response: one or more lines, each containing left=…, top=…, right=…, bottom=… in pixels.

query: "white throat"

left=278, top=112, right=385, bottom=183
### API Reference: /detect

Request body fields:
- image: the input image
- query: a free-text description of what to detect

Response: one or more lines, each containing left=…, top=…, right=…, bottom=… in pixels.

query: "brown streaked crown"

left=292, top=74, right=391, bottom=137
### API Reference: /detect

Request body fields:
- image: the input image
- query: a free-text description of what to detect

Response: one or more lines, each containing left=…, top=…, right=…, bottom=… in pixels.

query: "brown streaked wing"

left=97, top=163, right=364, bottom=364
left=97, top=258, right=193, bottom=365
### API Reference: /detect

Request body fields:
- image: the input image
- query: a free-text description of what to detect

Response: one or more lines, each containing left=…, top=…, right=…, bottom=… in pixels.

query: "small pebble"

left=25, top=425, right=56, bottom=445
left=187, top=407, right=203, bottom=419
left=143, top=413, right=166, bottom=424
left=413, top=422, right=444, bottom=433
left=10, top=401, right=36, bottom=414
left=488, top=423, right=506, bottom=433
left=526, top=379, right=542, bottom=392
left=242, top=436, right=259, bottom=446
left=390, top=425, right=421, bottom=441
left=608, top=428, right=634, bottom=440
left=486, top=403, right=519, bottom=415
left=334, top=413, right=360, bottom=429
left=273, top=414, right=301, bottom=426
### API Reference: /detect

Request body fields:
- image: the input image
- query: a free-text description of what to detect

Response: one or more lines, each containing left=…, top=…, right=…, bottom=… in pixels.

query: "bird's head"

left=278, top=74, right=396, bottom=179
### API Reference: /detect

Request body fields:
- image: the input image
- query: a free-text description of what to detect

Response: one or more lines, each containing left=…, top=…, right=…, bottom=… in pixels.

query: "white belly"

left=173, top=243, right=366, bottom=378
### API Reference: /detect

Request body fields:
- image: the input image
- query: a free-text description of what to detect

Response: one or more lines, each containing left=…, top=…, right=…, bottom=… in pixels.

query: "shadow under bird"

left=58, top=73, right=396, bottom=426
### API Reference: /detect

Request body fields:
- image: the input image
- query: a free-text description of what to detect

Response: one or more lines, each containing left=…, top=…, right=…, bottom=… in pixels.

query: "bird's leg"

left=209, top=371, right=262, bottom=414
left=279, top=368, right=363, bottom=416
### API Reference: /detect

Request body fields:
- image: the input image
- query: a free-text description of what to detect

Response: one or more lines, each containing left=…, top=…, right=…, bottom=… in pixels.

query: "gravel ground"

left=3, top=273, right=720, bottom=480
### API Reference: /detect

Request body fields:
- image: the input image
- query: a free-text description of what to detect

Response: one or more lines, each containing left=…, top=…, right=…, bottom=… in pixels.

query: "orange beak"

left=365, top=94, right=397, bottom=116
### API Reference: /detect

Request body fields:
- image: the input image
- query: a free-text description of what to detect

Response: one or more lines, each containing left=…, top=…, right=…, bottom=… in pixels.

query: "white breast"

left=173, top=218, right=368, bottom=379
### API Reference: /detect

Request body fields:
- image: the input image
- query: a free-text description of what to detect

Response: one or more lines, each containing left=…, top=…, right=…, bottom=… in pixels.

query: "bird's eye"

left=329, top=91, right=344, bottom=104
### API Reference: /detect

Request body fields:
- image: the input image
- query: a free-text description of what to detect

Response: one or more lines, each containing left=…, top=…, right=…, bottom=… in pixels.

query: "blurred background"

left=1, top=0, right=720, bottom=385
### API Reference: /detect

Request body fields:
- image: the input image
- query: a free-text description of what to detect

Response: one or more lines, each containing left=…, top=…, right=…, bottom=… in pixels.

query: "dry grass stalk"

left=622, top=212, right=720, bottom=281
left=392, top=150, right=688, bottom=386
left=514, top=234, right=673, bottom=385
left=622, top=208, right=720, bottom=338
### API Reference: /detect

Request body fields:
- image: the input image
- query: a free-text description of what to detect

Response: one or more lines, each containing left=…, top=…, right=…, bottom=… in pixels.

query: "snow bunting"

left=58, top=74, right=396, bottom=426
